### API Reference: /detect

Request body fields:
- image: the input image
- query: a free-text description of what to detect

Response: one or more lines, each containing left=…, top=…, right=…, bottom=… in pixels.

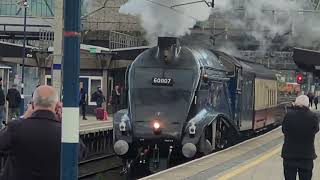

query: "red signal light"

left=296, top=74, right=303, bottom=84
left=298, top=76, right=302, bottom=81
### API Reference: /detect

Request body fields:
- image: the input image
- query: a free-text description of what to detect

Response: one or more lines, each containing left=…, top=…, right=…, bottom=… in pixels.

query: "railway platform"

left=79, top=116, right=113, bottom=134
left=142, top=110, right=320, bottom=180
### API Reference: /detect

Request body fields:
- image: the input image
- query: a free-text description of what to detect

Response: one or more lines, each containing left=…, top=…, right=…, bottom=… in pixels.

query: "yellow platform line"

left=216, top=145, right=282, bottom=180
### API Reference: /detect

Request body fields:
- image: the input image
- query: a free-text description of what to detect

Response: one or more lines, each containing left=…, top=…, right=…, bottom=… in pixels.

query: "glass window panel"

left=90, top=79, right=102, bottom=102
left=46, top=78, right=52, bottom=86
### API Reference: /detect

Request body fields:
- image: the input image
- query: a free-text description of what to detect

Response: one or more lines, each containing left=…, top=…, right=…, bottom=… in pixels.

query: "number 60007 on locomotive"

left=112, top=37, right=288, bottom=176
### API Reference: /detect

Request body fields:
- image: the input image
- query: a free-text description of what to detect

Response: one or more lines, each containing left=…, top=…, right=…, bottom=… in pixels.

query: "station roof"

left=1, top=41, right=150, bottom=60
left=235, top=57, right=277, bottom=80
left=293, top=47, right=320, bottom=73
left=48, top=45, right=151, bottom=60
left=0, top=41, right=38, bottom=57
left=0, top=16, right=53, bottom=40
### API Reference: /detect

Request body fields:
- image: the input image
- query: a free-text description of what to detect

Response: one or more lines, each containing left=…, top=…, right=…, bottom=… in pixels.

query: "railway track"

left=79, top=154, right=123, bottom=179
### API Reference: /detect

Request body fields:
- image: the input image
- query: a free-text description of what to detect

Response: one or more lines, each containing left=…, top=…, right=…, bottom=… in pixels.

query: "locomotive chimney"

left=157, top=37, right=180, bottom=63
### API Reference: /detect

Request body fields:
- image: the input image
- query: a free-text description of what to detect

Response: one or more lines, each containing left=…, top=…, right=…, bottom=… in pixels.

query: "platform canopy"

left=293, top=47, right=320, bottom=76
left=0, top=41, right=151, bottom=69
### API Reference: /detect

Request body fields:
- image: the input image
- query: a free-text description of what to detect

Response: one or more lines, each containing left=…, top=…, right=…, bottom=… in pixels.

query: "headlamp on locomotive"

left=112, top=36, right=286, bottom=176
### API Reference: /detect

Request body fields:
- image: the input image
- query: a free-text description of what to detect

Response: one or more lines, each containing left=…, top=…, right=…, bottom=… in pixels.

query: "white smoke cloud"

left=213, top=0, right=320, bottom=50
left=119, top=0, right=320, bottom=51
left=119, top=0, right=212, bottom=44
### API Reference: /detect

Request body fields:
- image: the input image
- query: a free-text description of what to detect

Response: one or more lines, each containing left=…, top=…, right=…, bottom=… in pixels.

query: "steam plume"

left=213, top=0, right=320, bottom=50
left=119, top=0, right=212, bottom=44
left=120, top=0, right=320, bottom=51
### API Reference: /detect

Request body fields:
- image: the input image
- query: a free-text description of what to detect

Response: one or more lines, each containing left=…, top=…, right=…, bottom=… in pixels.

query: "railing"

left=80, top=129, right=114, bottom=159
left=109, top=31, right=141, bottom=49
left=0, top=129, right=114, bottom=173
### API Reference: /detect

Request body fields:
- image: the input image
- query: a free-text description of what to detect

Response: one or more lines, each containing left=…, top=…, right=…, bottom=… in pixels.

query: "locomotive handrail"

left=201, top=66, right=226, bottom=72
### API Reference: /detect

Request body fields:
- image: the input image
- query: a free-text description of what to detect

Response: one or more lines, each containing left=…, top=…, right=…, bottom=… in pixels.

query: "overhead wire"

left=171, top=0, right=211, bottom=8
left=143, top=0, right=203, bottom=21
left=81, top=0, right=111, bottom=18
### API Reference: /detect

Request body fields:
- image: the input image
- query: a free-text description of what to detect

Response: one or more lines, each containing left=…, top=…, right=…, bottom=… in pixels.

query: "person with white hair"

left=281, top=95, right=319, bottom=180
left=0, top=85, right=62, bottom=180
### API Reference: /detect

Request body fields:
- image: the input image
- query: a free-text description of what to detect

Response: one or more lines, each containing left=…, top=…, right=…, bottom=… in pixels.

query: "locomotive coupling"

left=114, top=140, right=129, bottom=156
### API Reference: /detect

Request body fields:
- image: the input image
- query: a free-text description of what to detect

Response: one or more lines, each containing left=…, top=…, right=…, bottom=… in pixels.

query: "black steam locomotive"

left=113, top=37, right=287, bottom=175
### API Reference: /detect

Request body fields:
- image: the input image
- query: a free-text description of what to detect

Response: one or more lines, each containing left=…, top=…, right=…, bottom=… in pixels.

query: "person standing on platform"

left=281, top=95, right=319, bottom=180
left=111, top=85, right=121, bottom=113
left=0, top=85, right=62, bottom=180
left=314, top=96, right=319, bottom=110
left=79, top=88, right=87, bottom=120
left=92, top=87, right=105, bottom=108
left=0, top=78, right=5, bottom=127
left=307, top=93, right=314, bottom=107
left=6, top=84, right=21, bottom=121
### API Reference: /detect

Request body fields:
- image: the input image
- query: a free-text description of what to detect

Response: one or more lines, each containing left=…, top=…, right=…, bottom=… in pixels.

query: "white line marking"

left=139, top=127, right=282, bottom=180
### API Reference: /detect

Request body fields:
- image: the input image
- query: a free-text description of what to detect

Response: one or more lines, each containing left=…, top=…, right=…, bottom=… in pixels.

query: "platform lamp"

left=18, top=0, right=29, bottom=115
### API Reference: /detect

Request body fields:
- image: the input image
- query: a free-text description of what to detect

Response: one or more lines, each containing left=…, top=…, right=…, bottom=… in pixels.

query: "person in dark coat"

left=79, top=88, right=87, bottom=120
left=92, top=87, right=105, bottom=108
left=314, top=96, right=319, bottom=110
left=307, top=92, right=314, bottom=107
left=0, top=78, right=5, bottom=128
left=281, top=95, right=319, bottom=180
left=111, top=85, right=121, bottom=113
left=6, top=84, right=21, bottom=121
left=0, top=85, right=61, bottom=180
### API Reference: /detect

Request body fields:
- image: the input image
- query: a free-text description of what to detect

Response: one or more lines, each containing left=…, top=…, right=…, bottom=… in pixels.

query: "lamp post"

left=20, top=0, right=28, bottom=115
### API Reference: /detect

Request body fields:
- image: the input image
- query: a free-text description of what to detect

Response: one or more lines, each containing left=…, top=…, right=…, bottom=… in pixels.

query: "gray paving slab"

left=142, top=128, right=284, bottom=180
left=79, top=116, right=113, bottom=134
left=221, top=131, right=320, bottom=180
left=139, top=108, right=320, bottom=180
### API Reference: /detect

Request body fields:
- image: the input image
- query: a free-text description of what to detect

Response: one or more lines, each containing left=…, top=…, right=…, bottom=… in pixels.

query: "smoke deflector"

left=157, top=37, right=181, bottom=63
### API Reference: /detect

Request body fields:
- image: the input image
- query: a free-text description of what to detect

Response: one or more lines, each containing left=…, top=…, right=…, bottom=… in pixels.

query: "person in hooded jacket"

left=281, top=95, right=319, bottom=180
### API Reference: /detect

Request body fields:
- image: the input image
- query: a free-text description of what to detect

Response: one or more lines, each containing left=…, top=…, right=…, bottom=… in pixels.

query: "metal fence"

left=109, top=31, right=141, bottom=49
left=0, top=129, right=114, bottom=173
left=80, top=129, right=114, bottom=159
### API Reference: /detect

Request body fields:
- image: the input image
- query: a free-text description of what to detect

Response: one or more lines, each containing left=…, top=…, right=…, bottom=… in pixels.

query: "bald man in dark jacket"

left=0, top=86, right=86, bottom=180
left=0, top=86, right=61, bottom=180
